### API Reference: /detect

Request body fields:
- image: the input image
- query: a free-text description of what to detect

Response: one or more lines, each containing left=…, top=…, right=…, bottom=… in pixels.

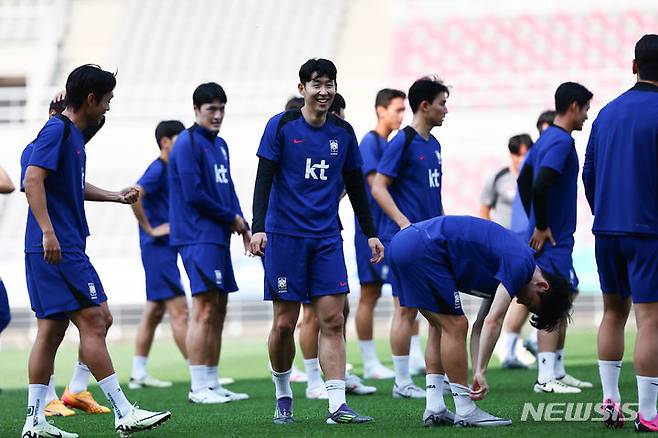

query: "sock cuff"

left=637, top=375, right=658, bottom=382
left=271, top=368, right=292, bottom=377
left=598, top=360, right=622, bottom=367
left=77, top=362, right=90, bottom=371
left=325, top=379, right=346, bottom=389
left=96, top=373, right=117, bottom=386
left=392, top=355, right=410, bottom=360
left=303, top=358, right=319, bottom=365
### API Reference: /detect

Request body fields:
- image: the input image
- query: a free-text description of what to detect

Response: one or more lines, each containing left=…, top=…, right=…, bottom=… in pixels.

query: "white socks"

left=505, top=332, right=519, bottom=361
left=207, top=365, right=219, bottom=389
left=45, top=375, right=58, bottom=405
left=189, top=365, right=208, bottom=393
left=450, top=382, right=475, bottom=416
left=410, top=335, right=423, bottom=361
left=554, top=349, right=566, bottom=379
left=425, top=374, right=446, bottom=412
left=98, top=373, right=133, bottom=420
left=599, top=360, right=622, bottom=403
left=272, top=368, right=293, bottom=399
left=359, top=340, right=379, bottom=368
left=537, top=352, right=556, bottom=384
left=303, top=358, right=323, bottom=389
left=325, top=379, right=346, bottom=412
left=25, top=384, right=48, bottom=428
left=68, top=361, right=91, bottom=394
left=637, top=375, right=658, bottom=421
left=392, top=355, right=412, bottom=387
left=131, top=356, right=148, bottom=381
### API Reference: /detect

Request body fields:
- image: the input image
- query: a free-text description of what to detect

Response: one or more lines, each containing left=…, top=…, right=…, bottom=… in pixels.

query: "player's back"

left=586, top=83, right=658, bottom=236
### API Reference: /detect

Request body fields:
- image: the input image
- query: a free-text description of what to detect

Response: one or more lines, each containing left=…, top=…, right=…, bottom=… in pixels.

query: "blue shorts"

left=354, top=228, right=389, bottom=285
left=595, top=235, right=658, bottom=303
left=179, top=243, right=238, bottom=295
left=25, top=252, right=107, bottom=319
left=534, top=244, right=579, bottom=292
left=0, top=279, right=10, bottom=332
left=140, top=242, right=185, bottom=302
left=264, top=233, right=349, bottom=302
left=388, top=226, right=464, bottom=315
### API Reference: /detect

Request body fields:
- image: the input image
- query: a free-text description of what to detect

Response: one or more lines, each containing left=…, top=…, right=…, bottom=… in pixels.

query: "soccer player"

left=388, top=215, right=573, bottom=426
left=169, top=82, right=250, bottom=404
left=583, top=34, right=658, bottom=432
left=353, top=88, right=407, bottom=379
left=371, top=76, right=448, bottom=399
left=479, top=133, right=534, bottom=369
left=128, top=120, right=189, bottom=390
left=517, top=82, right=593, bottom=394
left=251, top=58, right=384, bottom=424
left=21, top=64, right=171, bottom=438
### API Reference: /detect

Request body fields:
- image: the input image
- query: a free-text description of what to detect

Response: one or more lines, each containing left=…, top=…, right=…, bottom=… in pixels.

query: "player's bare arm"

left=130, top=186, right=169, bottom=237
left=371, top=173, right=410, bottom=229
left=23, top=165, right=60, bottom=264
left=84, top=182, right=139, bottom=204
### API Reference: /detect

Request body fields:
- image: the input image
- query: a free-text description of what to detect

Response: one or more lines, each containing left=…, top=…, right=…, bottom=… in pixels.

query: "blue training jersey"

left=168, top=125, right=245, bottom=247
left=416, top=215, right=535, bottom=298
left=377, top=126, right=443, bottom=241
left=137, top=158, right=170, bottom=246
left=20, top=116, right=89, bottom=253
left=525, top=125, right=578, bottom=247
left=355, top=130, right=387, bottom=238
left=583, top=82, right=658, bottom=237
left=257, top=110, right=362, bottom=237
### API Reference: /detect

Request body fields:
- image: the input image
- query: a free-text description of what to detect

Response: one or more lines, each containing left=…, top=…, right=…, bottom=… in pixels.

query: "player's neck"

left=410, top=116, right=432, bottom=140
left=553, top=116, right=573, bottom=134
left=373, top=121, right=392, bottom=139
left=637, top=78, right=658, bottom=87
left=159, top=151, right=169, bottom=163
left=62, top=107, right=88, bottom=132
left=301, top=106, right=327, bottom=127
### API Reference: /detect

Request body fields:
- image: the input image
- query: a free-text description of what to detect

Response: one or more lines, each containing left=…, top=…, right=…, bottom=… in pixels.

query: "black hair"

left=536, top=110, right=556, bottom=133
left=49, top=99, right=66, bottom=114
left=554, top=82, right=593, bottom=115
left=635, top=34, right=658, bottom=81
left=375, top=88, right=406, bottom=109
left=408, top=76, right=449, bottom=113
left=508, top=133, right=533, bottom=155
left=193, top=82, right=227, bottom=108
left=530, top=268, right=573, bottom=332
left=64, top=64, right=116, bottom=111
left=329, top=93, right=346, bottom=115
left=155, top=120, right=185, bottom=149
left=299, top=58, right=337, bottom=84
left=285, top=97, right=304, bottom=111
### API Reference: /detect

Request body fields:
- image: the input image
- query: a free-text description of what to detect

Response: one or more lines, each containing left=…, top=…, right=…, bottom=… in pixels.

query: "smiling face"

left=194, top=99, right=226, bottom=133
left=87, top=91, right=113, bottom=125
left=299, top=72, right=336, bottom=115
left=572, top=100, right=590, bottom=131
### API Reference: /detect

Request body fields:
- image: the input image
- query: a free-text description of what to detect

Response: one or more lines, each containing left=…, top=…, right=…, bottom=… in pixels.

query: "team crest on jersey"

left=214, top=270, right=223, bottom=285
left=88, top=283, right=97, bottom=300
left=277, top=277, right=287, bottom=293
left=453, top=291, right=461, bottom=309
left=329, top=139, right=339, bottom=156
left=435, top=150, right=442, bottom=165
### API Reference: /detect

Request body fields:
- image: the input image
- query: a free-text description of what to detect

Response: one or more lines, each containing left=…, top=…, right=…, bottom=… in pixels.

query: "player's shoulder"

left=490, top=166, right=510, bottom=185
left=146, top=157, right=166, bottom=174
left=359, top=130, right=378, bottom=146
left=388, top=126, right=414, bottom=147
left=327, top=113, right=356, bottom=136
left=268, top=109, right=303, bottom=133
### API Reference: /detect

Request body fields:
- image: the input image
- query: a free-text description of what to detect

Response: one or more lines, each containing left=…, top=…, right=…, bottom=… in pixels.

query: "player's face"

left=299, top=73, right=336, bottom=114
left=572, top=101, right=590, bottom=131
left=195, top=99, right=225, bottom=133
left=379, top=97, right=406, bottom=131
left=427, top=92, right=448, bottom=127
left=88, top=91, right=113, bottom=125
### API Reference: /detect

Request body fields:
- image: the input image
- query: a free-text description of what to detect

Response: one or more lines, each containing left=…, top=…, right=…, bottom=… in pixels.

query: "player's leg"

left=165, top=295, right=188, bottom=360
left=633, top=301, right=658, bottom=430
left=269, top=299, right=301, bottom=423
left=410, top=318, right=425, bottom=375
left=130, top=300, right=166, bottom=385
left=422, top=323, right=454, bottom=426
left=500, top=299, right=530, bottom=368
left=356, top=283, right=393, bottom=378
left=344, top=297, right=376, bottom=395
left=554, top=291, right=592, bottom=388
left=390, top=298, right=425, bottom=397
left=300, top=303, right=325, bottom=399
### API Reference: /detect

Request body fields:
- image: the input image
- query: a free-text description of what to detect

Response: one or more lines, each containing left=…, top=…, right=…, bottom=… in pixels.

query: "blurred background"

left=0, top=0, right=656, bottom=344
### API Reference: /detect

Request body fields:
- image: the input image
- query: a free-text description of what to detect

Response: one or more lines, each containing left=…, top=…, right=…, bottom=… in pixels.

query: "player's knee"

left=104, top=312, right=113, bottom=331
left=273, top=317, right=296, bottom=339
left=319, top=311, right=344, bottom=335
left=441, top=314, right=468, bottom=336
left=150, top=304, right=166, bottom=323
left=399, top=306, right=418, bottom=322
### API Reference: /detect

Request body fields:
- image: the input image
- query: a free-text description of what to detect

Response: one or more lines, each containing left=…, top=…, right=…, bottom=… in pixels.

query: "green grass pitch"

left=0, top=329, right=641, bottom=437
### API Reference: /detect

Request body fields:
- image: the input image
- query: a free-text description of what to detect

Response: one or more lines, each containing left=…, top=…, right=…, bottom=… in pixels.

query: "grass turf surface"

left=0, top=329, right=642, bottom=437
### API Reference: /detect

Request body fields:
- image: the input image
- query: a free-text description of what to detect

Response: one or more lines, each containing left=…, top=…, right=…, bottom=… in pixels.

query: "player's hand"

left=529, top=227, right=556, bottom=252
left=117, top=186, right=140, bottom=204
left=149, top=223, right=170, bottom=237
left=231, top=215, right=248, bottom=235
left=250, top=232, right=267, bottom=257
left=51, top=89, right=66, bottom=103
left=368, top=237, right=385, bottom=264
left=398, top=217, right=411, bottom=230
left=470, top=372, right=489, bottom=400
left=242, top=230, right=254, bottom=256
left=43, top=229, right=61, bottom=264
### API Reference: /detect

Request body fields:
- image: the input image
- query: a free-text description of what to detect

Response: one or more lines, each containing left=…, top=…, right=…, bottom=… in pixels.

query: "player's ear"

left=632, top=59, right=638, bottom=75
left=86, top=93, right=96, bottom=107
left=297, top=82, right=305, bottom=96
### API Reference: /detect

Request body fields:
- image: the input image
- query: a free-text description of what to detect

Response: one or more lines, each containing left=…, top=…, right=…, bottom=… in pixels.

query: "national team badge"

left=329, top=139, right=339, bottom=156
left=277, top=277, right=287, bottom=293
left=214, top=270, right=223, bottom=285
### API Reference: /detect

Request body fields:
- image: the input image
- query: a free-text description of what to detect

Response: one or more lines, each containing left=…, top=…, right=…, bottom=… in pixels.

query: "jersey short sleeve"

left=377, top=131, right=406, bottom=178
left=480, top=172, right=498, bottom=207
left=137, top=160, right=164, bottom=195
left=495, top=251, right=534, bottom=298
left=257, top=114, right=283, bottom=163
left=539, top=139, right=573, bottom=174
left=359, top=132, right=380, bottom=175
left=343, top=127, right=363, bottom=172
left=28, top=119, right=66, bottom=172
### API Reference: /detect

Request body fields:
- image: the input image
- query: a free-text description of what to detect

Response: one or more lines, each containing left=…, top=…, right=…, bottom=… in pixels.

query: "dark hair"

left=554, top=82, right=593, bottom=115
left=375, top=88, right=406, bottom=109
left=408, top=76, right=449, bottom=113
left=635, top=34, right=658, bottom=81
left=329, top=93, right=346, bottom=115
left=155, top=120, right=185, bottom=149
left=49, top=99, right=66, bottom=114
left=285, top=97, right=304, bottom=111
left=193, top=82, right=227, bottom=108
left=299, top=58, right=337, bottom=84
left=536, top=110, right=556, bottom=133
left=508, top=133, right=533, bottom=155
left=530, top=268, right=573, bottom=332
left=64, top=64, right=116, bottom=111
